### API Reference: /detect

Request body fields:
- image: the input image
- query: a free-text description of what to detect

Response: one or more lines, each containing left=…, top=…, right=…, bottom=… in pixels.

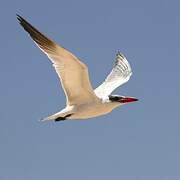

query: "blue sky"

left=1, top=0, right=180, bottom=179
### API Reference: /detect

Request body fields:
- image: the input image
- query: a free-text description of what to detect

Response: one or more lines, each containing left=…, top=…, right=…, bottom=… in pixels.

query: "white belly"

left=41, top=100, right=121, bottom=121
left=69, top=101, right=119, bottom=119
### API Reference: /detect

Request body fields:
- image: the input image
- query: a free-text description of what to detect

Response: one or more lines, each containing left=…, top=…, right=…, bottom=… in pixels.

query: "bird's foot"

left=54, top=117, right=66, bottom=122
left=54, top=114, right=72, bottom=122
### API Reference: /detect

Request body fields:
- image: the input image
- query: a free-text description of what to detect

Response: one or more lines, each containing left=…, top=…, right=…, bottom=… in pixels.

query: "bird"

left=17, top=14, right=138, bottom=122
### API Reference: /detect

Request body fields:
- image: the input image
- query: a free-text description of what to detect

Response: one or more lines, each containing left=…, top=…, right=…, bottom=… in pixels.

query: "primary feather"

left=17, top=15, right=97, bottom=106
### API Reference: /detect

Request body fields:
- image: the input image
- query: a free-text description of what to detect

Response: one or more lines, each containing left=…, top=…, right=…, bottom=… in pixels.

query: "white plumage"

left=95, top=52, right=132, bottom=99
left=17, top=15, right=138, bottom=122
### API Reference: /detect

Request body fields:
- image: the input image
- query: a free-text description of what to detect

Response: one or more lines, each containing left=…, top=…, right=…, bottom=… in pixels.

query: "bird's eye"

left=114, top=96, right=120, bottom=101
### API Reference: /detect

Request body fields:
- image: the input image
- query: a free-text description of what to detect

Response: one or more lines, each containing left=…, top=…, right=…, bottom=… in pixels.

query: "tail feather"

left=40, top=108, right=74, bottom=122
left=40, top=112, right=63, bottom=122
left=40, top=114, right=57, bottom=122
left=39, top=109, right=72, bottom=122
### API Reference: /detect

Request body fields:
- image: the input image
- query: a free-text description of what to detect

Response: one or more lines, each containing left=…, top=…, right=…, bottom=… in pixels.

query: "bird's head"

left=109, top=95, right=138, bottom=104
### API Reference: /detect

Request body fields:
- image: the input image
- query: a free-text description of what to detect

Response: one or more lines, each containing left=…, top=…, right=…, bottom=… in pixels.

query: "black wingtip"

left=16, top=14, right=56, bottom=50
left=16, top=14, right=21, bottom=20
left=116, top=51, right=120, bottom=56
left=116, top=50, right=121, bottom=56
left=16, top=14, right=23, bottom=23
left=16, top=14, right=28, bottom=25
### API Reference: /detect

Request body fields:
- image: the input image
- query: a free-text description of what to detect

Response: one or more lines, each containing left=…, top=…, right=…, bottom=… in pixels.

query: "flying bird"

left=17, top=15, right=138, bottom=122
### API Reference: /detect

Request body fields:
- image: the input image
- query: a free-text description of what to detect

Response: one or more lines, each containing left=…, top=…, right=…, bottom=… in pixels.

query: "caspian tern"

left=17, top=15, right=138, bottom=122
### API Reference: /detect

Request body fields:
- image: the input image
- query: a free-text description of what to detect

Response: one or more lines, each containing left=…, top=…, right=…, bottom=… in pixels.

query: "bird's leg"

left=54, top=114, right=72, bottom=122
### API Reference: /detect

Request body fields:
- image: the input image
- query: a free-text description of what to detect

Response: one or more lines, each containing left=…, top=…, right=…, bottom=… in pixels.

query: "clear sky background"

left=1, top=0, right=180, bottom=179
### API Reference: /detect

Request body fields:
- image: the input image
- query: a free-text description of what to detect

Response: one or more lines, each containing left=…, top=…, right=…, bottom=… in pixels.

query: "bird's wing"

left=17, top=15, right=97, bottom=105
left=94, top=52, right=132, bottom=99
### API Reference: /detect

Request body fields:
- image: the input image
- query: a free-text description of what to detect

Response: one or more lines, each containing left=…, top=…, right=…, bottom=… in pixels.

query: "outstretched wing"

left=17, top=15, right=97, bottom=105
left=94, top=52, right=132, bottom=99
